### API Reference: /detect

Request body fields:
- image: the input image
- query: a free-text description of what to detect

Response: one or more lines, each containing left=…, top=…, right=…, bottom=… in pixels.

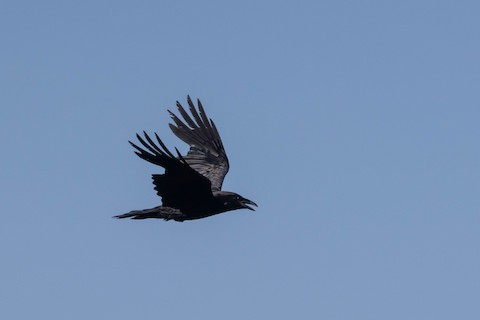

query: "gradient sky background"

left=1, top=1, right=479, bottom=319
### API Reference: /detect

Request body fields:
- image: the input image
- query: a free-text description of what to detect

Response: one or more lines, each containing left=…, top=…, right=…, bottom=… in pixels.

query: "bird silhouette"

left=114, top=96, right=257, bottom=222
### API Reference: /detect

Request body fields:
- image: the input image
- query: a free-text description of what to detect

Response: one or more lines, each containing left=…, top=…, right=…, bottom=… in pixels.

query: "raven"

left=114, top=96, right=257, bottom=222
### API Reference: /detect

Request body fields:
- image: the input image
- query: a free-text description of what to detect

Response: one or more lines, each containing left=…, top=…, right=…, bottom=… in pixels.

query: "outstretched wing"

left=129, top=131, right=214, bottom=210
left=168, top=96, right=229, bottom=192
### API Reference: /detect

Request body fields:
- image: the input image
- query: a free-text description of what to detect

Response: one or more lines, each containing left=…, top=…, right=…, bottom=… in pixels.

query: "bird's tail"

left=113, top=206, right=186, bottom=221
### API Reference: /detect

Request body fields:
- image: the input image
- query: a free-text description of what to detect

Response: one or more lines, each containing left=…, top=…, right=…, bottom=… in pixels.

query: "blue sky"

left=1, top=1, right=479, bottom=319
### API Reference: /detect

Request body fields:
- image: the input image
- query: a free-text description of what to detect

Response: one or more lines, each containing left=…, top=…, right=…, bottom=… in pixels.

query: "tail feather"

left=113, top=206, right=185, bottom=221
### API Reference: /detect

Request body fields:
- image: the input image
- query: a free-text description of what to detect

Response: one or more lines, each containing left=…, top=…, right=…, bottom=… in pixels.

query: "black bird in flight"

left=114, top=96, right=257, bottom=222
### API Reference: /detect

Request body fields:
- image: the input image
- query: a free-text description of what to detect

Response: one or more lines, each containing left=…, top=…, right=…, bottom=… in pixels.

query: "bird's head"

left=214, top=191, right=258, bottom=212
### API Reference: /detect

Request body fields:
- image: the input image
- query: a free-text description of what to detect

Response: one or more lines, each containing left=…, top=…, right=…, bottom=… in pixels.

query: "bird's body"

left=114, top=96, right=256, bottom=222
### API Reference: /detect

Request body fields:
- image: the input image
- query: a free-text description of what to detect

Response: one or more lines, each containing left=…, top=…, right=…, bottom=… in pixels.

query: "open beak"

left=242, top=198, right=258, bottom=211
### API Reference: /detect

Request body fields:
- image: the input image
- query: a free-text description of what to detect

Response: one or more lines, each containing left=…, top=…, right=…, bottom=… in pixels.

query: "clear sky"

left=1, top=1, right=479, bottom=319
